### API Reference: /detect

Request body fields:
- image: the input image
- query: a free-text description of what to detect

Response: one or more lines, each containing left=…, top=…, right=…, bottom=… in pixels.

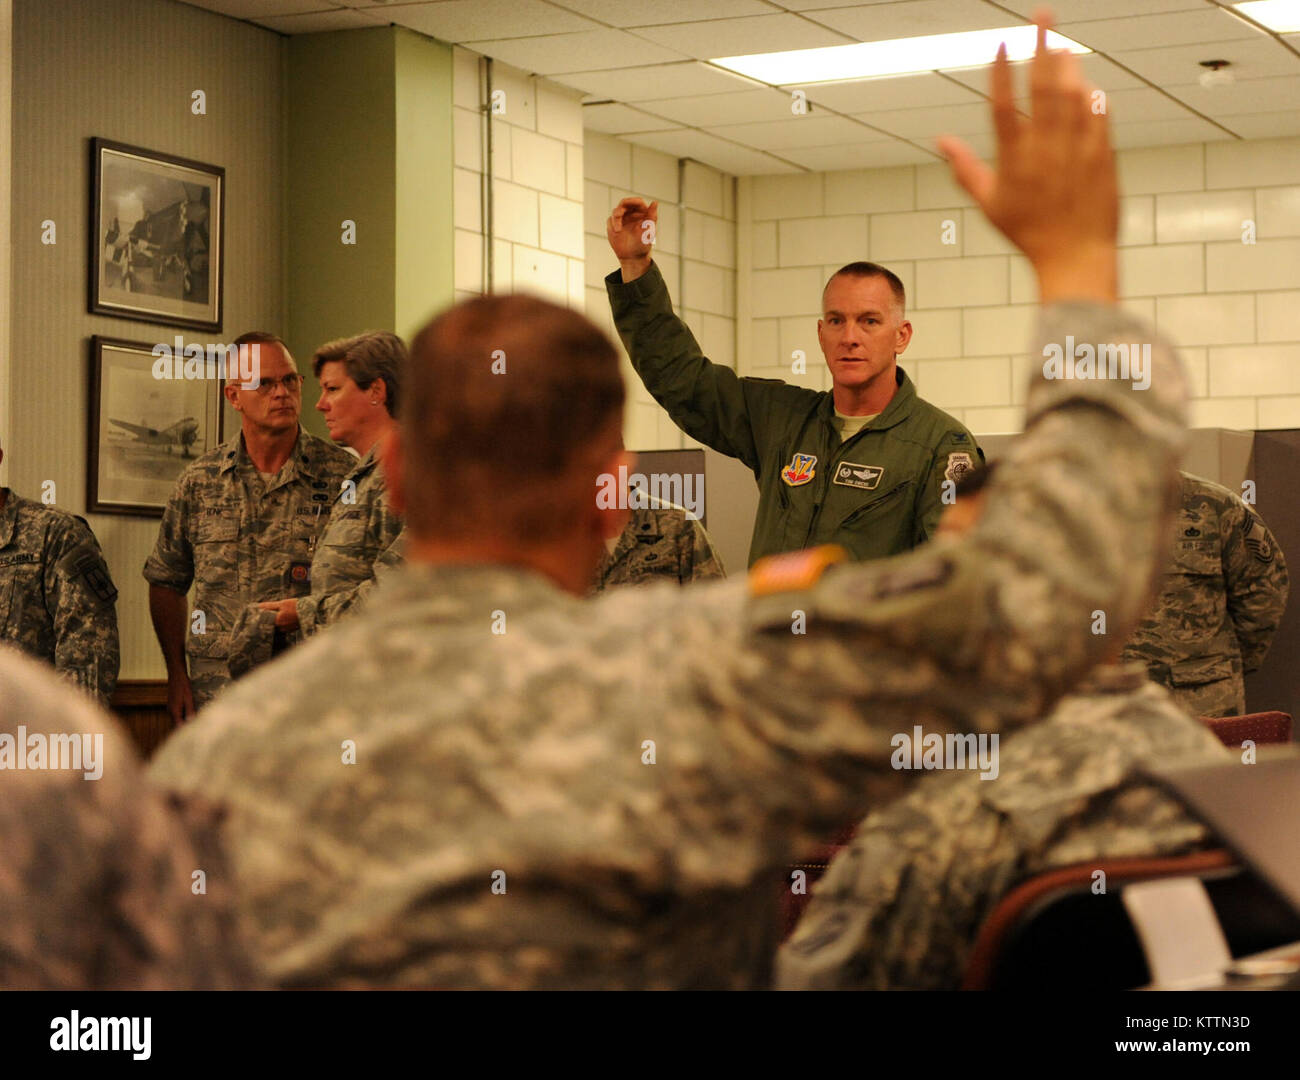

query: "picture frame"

left=87, top=335, right=225, bottom=517
left=89, top=138, right=224, bottom=331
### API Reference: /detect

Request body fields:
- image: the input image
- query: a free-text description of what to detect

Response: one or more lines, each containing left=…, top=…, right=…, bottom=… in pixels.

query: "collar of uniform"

left=818, top=366, right=916, bottom=431
left=347, top=444, right=379, bottom=483
left=1072, top=661, right=1152, bottom=696
left=222, top=426, right=320, bottom=481
left=386, top=561, right=571, bottom=619
left=0, top=488, right=20, bottom=547
left=608, top=505, right=664, bottom=567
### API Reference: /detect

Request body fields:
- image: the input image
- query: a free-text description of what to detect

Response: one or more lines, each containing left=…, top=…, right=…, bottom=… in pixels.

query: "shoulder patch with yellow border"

left=748, top=545, right=847, bottom=596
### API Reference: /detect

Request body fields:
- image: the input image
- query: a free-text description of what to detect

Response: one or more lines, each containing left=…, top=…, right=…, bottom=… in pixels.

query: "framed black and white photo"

left=88, top=336, right=225, bottom=516
left=90, top=138, right=224, bottom=331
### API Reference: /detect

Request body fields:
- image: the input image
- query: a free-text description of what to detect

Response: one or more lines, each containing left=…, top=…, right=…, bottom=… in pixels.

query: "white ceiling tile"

left=550, top=0, right=773, bottom=27
left=383, top=0, right=599, bottom=42
left=182, top=0, right=339, bottom=16
left=805, top=72, right=984, bottom=113
left=1109, top=117, right=1236, bottom=149
left=773, top=0, right=908, bottom=9
left=1101, top=87, right=1207, bottom=124
left=551, top=62, right=762, bottom=101
left=630, top=14, right=855, bottom=61
left=1163, top=76, right=1300, bottom=116
left=853, top=102, right=993, bottom=138
left=634, top=88, right=799, bottom=126
left=254, top=7, right=385, bottom=33
left=805, top=0, right=1017, bottom=43
left=1109, top=37, right=1300, bottom=86
left=1220, top=113, right=1300, bottom=138
left=465, top=29, right=690, bottom=74
left=1057, top=10, right=1265, bottom=53
left=582, top=103, right=682, bottom=134
left=706, top=114, right=879, bottom=149
left=781, top=141, right=936, bottom=170
left=625, top=130, right=801, bottom=174
left=996, top=0, right=1206, bottom=18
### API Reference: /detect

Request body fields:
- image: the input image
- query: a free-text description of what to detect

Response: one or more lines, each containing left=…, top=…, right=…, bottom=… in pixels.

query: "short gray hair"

left=312, top=331, right=407, bottom=418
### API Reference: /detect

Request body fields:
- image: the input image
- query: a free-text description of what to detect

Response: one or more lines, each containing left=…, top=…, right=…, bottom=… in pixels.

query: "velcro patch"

left=832, top=462, right=884, bottom=491
left=749, top=545, right=847, bottom=597
left=869, top=557, right=953, bottom=601
left=944, top=452, right=975, bottom=486
left=63, top=548, right=117, bottom=604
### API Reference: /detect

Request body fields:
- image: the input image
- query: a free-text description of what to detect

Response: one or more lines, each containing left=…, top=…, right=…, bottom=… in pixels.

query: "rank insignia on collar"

left=781, top=452, right=817, bottom=487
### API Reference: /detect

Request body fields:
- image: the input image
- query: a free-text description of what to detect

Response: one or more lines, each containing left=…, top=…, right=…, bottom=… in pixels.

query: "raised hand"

left=936, top=11, right=1118, bottom=305
left=607, top=197, right=659, bottom=283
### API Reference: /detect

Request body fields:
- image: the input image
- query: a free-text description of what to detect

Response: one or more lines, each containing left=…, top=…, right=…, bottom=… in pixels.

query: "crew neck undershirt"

left=834, top=409, right=879, bottom=442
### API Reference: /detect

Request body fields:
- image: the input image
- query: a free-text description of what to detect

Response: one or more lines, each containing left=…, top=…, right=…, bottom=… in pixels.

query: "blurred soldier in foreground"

left=776, top=464, right=1230, bottom=991
left=0, top=645, right=254, bottom=988
left=144, top=332, right=353, bottom=720
left=247, top=332, right=407, bottom=654
left=0, top=444, right=119, bottom=705
left=150, top=23, right=1192, bottom=989
left=1122, top=472, right=1288, bottom=717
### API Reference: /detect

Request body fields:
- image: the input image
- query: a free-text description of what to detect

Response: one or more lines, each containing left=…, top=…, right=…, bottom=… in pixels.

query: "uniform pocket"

left=838, top=480, right=911, bottom=529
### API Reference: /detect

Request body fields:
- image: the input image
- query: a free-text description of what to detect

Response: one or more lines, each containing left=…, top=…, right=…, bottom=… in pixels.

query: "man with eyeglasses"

left=144, top=331, right=353, bottom=721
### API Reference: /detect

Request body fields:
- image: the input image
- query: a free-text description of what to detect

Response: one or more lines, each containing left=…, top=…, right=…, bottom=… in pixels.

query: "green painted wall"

left=287, top=26, right=453, bottom=437
left=394, top=29, right=455, bottom=341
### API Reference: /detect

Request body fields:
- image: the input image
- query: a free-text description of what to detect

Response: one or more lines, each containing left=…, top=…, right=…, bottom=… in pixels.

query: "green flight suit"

left=607, top=262, right=984, bottom=566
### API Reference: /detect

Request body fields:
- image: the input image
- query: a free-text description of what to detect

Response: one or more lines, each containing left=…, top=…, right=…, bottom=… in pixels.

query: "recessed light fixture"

left=1233, top=0, right=1300, bottom=33
left=710, top=26, right=1090, bottom=86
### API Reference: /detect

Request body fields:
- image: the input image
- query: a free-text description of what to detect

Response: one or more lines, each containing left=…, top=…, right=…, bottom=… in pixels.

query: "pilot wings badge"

left=781, top=452, right=817, bottom=487
left=832, top=461, right=884, bottom=490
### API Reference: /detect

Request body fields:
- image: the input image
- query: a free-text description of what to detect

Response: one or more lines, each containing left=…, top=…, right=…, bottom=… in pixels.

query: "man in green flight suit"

left=605, top=210, right=982, bottom=567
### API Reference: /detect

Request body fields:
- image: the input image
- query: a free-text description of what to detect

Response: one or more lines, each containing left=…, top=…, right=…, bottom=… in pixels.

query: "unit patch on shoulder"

left=61, top=547, right=118, bottom=604
left=943, top=452, right=975, bottom=485
left=832, top=462, right=884, bottom=491
left=781, top=453, right=817, bottom=487
left=748, top=545, right=847, bottom=596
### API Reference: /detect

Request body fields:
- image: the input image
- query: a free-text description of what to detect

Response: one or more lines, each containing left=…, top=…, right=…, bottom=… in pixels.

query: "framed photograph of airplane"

left=89, top=138, right=224, bottom=331
left=87, top=336, right=225, bottom=516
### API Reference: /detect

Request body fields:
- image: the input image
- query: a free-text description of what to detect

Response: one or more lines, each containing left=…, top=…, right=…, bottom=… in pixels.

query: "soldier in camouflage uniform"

left=593, top=493, right=725, bottom=593
left=775, top=471, right=1231, bottom=990
left=249, top=332, right=407, bottom=645
left=0, top=447, right=119, bottom=705
left=144, top=333, right=353, bottom=719
left=1121, top=471, right=1288, bottom=718
left=0, top=646, right=255, bottom=988
left=149, top=30, right=1190, bottom=989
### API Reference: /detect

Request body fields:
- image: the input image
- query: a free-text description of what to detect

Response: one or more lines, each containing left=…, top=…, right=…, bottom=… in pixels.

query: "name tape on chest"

left=832, top=462, right=884, bottom=491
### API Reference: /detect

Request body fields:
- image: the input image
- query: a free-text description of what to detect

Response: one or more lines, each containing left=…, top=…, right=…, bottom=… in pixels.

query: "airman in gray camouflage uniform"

left=593, top=498, right=725, bottom=592
left=250, top=331, right=407, bottom=644
left=0, top=646, right=255, bottom=988
left=1121, top=471, right=1288, bottom=718
left=149, top=30, right=1187, bottom=989
left=144, top=333, right=353, bottom=716
left=775, top=663, right=1230, bottom=990
left=0, top=468, right=119, bottom=705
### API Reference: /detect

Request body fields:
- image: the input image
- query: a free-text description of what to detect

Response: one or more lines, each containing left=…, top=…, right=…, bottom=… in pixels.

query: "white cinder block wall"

left=452, top=47, right=586, bottom=310
left=741, top=137, right=1300, bottom=435
left=583, top=133, right=737, bottom=451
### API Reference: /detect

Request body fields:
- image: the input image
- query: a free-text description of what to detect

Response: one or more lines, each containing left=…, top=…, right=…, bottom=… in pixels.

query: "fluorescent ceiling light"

left=1233, top=0, right=1300, bottom=32
left=711, top=26, right=1090, bottom=86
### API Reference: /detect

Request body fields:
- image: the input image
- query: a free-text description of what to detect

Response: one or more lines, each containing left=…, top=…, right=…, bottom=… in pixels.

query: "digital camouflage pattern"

left=291, top=446, right=403, bottom=636
left=148, top=302, right=1190, bottom=989
left=0, top=489, right=119, bottom=705
left=1121, top=471, right=1289, bottom=718
left=593, top=500, right=725, bottom=593
left=775, top=663, right=1230, bottom=990
left=143, top=428, right=353, bottom=707
left=0, top=645, right=256, bottom=988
